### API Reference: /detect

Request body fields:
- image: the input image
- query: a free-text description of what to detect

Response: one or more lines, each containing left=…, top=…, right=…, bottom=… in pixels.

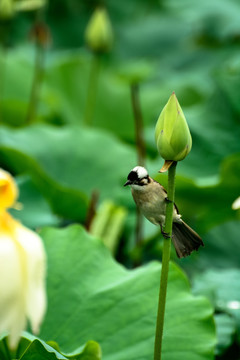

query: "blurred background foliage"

left=0, top=0, right=240, bottom=358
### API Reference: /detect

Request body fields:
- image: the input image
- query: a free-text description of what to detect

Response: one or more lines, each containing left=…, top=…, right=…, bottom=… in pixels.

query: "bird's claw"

left=161, top=230, right=172, bottom=239
left=160, top=224, right=172, bottom=239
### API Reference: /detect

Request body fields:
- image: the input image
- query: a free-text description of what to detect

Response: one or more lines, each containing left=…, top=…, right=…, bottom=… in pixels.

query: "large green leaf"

left=216, top=54, right=240, bottom=114
left=2, top=46, right=240, bottom=184
left=44, top=52, right=140, bottom=141
left=214, top=314, right=236, bottom=356
left=0, top=47, right=33, bottom=101
left=0, top=124, right=137, bottom=220
left=20, top=339, right=68, bottom=360
left=20, top=339, right=101, bottom=360
left=189, top=221, right=240, bottom=271
left=0, top=124, right=239, bottom=232
left=193, top=269, right=240, bottom=340
left=0, top=333, right=101, bottom=360
left=10, top=175, right=59, bottom=229
left=166, top=0, right=240, bottom=40
left=40, top=224, right=215, bottom=360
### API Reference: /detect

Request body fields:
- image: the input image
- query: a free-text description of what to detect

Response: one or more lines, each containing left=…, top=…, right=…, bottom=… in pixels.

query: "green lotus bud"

left=0, top=0, right=46, bottom=19
left=14, top=0, right=46, bottom=12
left=0, top=0, right=15, bottom=19
left=85, top=8, right=113, bottom=54
left=155, top=92, right=192, bottom=161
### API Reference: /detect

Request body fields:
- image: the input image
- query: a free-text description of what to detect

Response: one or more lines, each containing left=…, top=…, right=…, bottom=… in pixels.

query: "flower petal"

left=14, top=222, right=47, bottom=334
left=0, top=169, right=47, bottom=348
left=0, top=222, right=26, bottom=349
left=0, top=169, right=18, bottom=212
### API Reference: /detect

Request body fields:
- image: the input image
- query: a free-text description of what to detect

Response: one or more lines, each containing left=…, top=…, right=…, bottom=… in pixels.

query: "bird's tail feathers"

left=172, top=221, right=204, bottom=258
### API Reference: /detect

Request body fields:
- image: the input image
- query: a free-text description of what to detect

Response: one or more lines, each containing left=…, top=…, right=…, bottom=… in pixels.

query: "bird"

left=124, top=166, right=204, bottom=258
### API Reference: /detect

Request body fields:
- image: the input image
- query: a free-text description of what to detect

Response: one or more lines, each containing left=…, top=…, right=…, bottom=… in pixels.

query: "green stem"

left=26, top=8, right=46, bottom=125
left=85, top=190, right=99, bottom=231
left=130, top=83, right=146, bottom=249
left=0, top=46, right=7, bottom=123
left=26, top=41, right=44, bottom=124
left=135, top=206, right=143, bottom=246
left=154, top=161, right=177, bottom=360
left=130, top=83, right=146, bottom=166
left=84, top=54, right=101, bottom=126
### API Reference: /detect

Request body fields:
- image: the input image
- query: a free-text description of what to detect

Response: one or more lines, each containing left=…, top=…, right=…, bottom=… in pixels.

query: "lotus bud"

left=0, top=0, right=15, bottom=19
left=14, top=0, right=46, bottom=12
left=85, top=8, right=113, bottom=54
left=155, top=92, right=192, bottom=162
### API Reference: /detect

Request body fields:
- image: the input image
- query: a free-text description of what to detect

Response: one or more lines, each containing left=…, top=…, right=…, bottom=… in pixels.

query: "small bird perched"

left=124, top=166, right=204, bottom=258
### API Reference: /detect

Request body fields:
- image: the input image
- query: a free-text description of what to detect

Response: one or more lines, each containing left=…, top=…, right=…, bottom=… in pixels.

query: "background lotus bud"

left=85, top=8, right=113, bottom=54
left=0, top=0, right=15, bottom=19
left=0, top=0, right=46, bottom=18
left=14, top=0, right=46, bottom=12
left=155, top=92, right=192, bottom=161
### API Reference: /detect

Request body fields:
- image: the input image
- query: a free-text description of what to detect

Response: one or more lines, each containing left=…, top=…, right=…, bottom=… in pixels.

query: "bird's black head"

left=124, top=166, right=150, bottom=187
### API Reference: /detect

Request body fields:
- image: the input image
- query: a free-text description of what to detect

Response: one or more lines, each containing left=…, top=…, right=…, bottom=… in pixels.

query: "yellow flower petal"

left=0, top=169, right=18, bottom=212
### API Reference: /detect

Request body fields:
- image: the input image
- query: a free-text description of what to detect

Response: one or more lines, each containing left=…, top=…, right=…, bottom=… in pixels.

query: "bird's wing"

left=154, top=179, right=180, bottom=214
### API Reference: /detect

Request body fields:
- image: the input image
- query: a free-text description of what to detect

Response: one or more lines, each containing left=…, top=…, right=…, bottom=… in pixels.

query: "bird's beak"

left=124, top=180, right=132, bottom=186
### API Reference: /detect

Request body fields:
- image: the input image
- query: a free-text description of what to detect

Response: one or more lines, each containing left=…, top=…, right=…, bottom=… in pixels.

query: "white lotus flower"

left=0, top=169, right=46, bottom=349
